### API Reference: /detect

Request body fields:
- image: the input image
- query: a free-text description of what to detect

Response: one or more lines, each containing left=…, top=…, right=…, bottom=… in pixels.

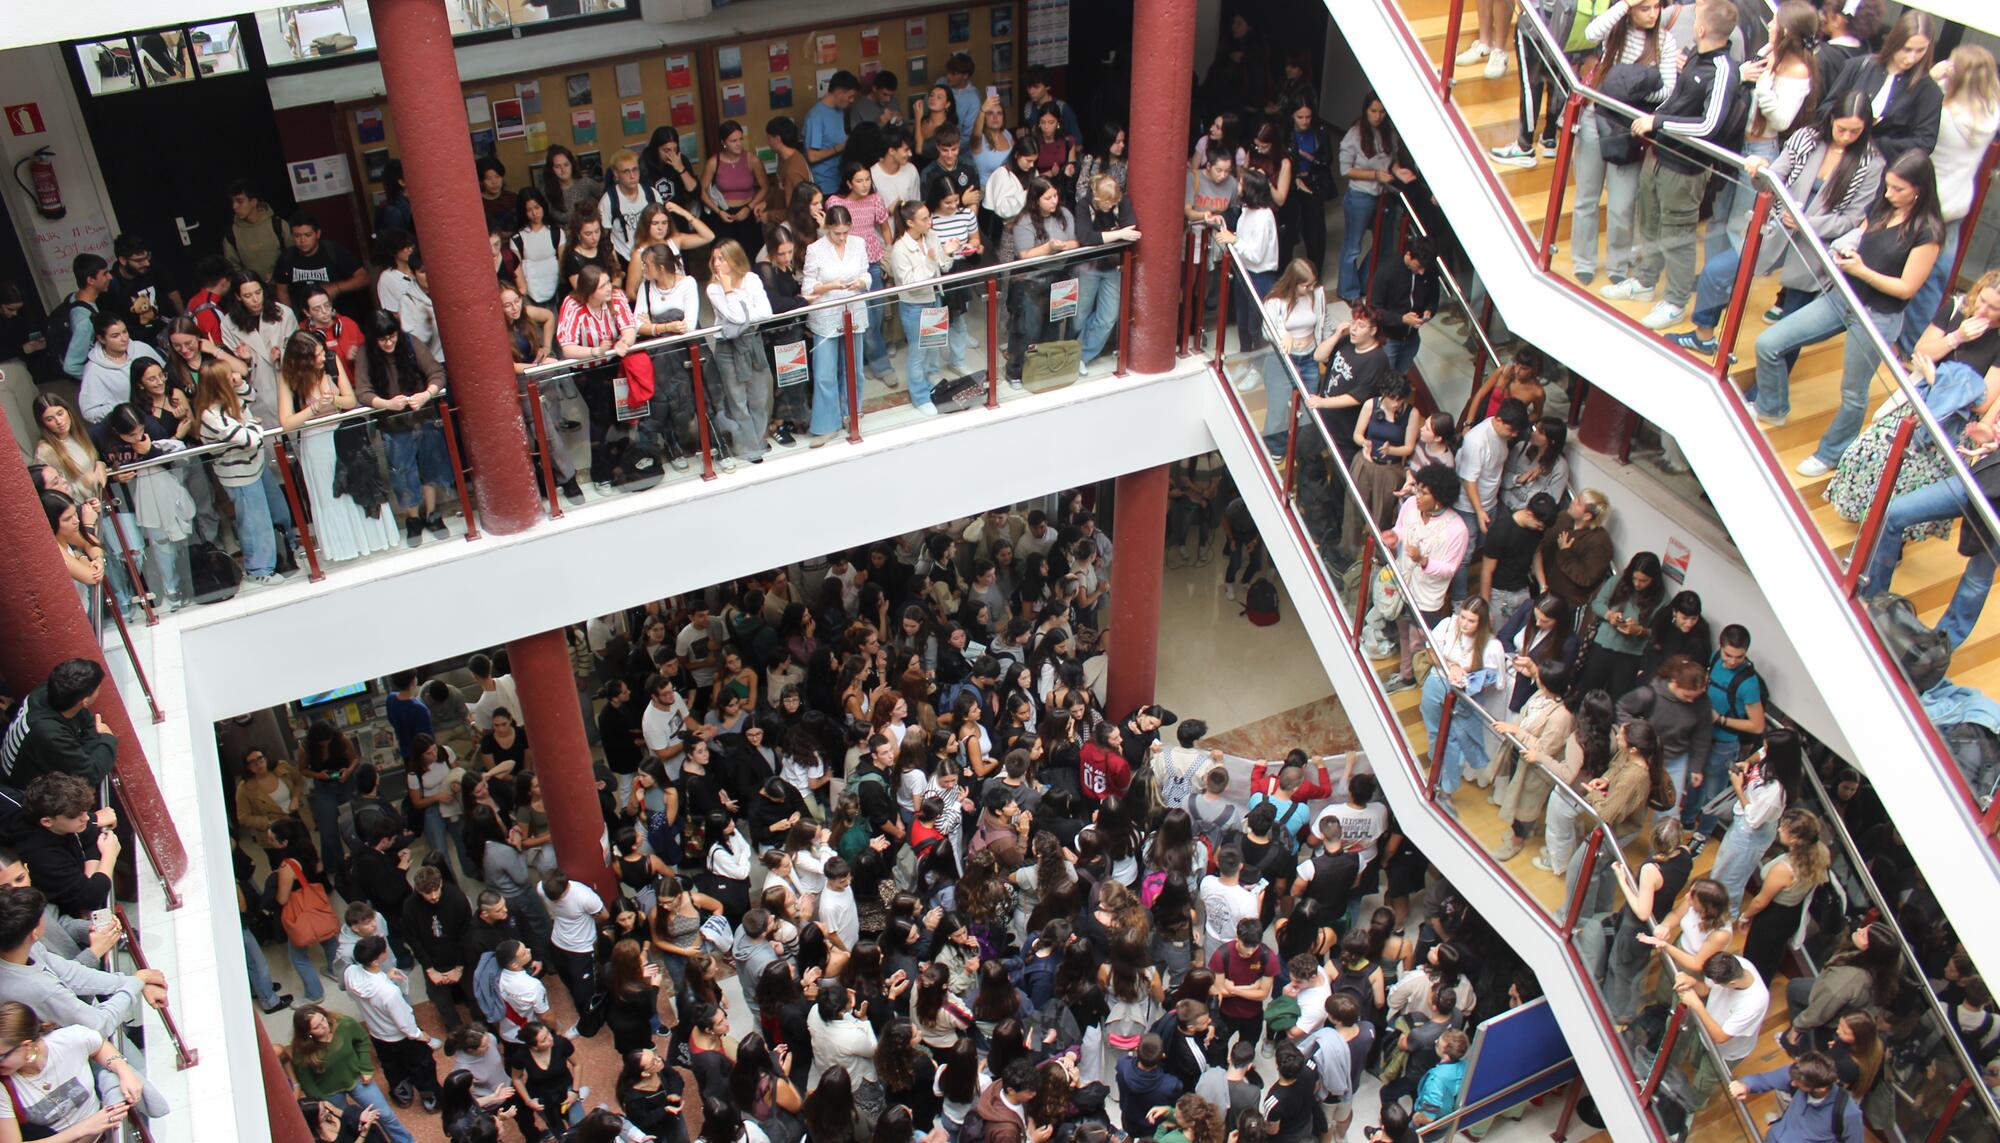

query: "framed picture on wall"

left=362, top=147, right=390, bottom=183
left=948, top=11, right=970, bottom=43
left=992, top=41, right=1012, bottom=74
left=908, top=54, right=927, bottom=85
left=991, top=6, right=1012, bottom=36
left=769, top=74, right=793, bottom=108
left=565, top=72, right=593, bottom=107
left=574, top=150, right=603, bottom=180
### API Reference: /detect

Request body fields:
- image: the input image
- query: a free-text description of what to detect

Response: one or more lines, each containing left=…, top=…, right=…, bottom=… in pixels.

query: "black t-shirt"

left=923, top=161, right=978, bottom=203
left=273, top=240, right=364, bottom=298
left=1260, top=1077, right=1319, bottom=1143
left=596, top=701, right=645, bottom=774
left=1482, top=513, right=1544, bottom=592
left=1320, top=343, right=1390, bottom=452
left=1940, top=306, right=2000, bottom=378
left=508, top=1034, right=577, bottom=1111
left=1848, top=217, right=1941, bottom=314
left=107, top=266, right=166, bottom=341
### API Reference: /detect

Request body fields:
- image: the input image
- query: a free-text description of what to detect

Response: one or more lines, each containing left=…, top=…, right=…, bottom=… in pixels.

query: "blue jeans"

left=424, top=806, right=471, bottom=877
left=1897, top=220, right=1959, bottom=357
left=1685, top=739, right=1742, bottom=835
left=1079, top=269, right=1122, bottom=365
left=1712, top=814, right=1780, bottom=914
left=1261, top=353, right=1314, bottom=443
left=224, top=479, right=278, bottom=577
left=898, top=301, right=964, bottom=407
left=809, top=328, right=854, bottom=436
left=334, top=1081, right=416, bottom=1143
left=308, top=780, right=350, bottom=873
left=142, top=530, right=189, bottom=605
left=382, top=423, right=452, bottom=512
left=1941, top=548, right=1996, bottom=649
left=1705, top=137, right=1779, bottom=260
left=1752, top=294, right=1903, bottom=464
left=1859, top=475, right=1968, bottom=593
left=288, top=936, right=340, bottom=1003
left=864, top=262, right=891, bottom=374
left=1339, top=186, right=1381, bottom=300
left=245, top=928, right=280, bottom=1006
left=1451, top=506, right=1484, bottom=602
left=1659, top=751, right=1690, bottom=822
left=1382, top=333, right=1420, bottom=378
left=1688, top=245, right=1740, bottom=331
left=1239, top=269, right=1278, bottom=353
left=1420, top=672, right=1490, bottom=801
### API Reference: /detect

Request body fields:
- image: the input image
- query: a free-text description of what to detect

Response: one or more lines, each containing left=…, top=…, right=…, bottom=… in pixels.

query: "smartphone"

left=91, top=907, right=116, bottom=932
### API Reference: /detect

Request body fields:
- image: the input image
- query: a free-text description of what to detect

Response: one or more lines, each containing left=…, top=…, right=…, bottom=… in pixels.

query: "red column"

left=258, top=1020, right=316, bottom=1143
left=1574, top=384, right=1635, bottom=456
left=1126, top=0, right=1197, bottom=375
left=0, top=461, right=186, bottom=890
left=372, top=0, right=541, bottom=536
left=505, top=629, right=613, bottom=898
left=1105, top=465, right=1171, bottom=719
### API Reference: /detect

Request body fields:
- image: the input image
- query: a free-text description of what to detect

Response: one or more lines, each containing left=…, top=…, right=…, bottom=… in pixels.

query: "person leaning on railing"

left=1571, top=0, right=1678, bottom=290
left=0, top=887, right=162, bottom=1043
left=1896, top=45, right=1999, bottom=358
left=0, top=998, right=171, bottom=1141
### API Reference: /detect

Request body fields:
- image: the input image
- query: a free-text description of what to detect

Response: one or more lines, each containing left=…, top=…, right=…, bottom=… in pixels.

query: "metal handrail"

left=1413, top=1057, right=1577, bottom=1139
left=518, top=238, right=1135, bottom=380
left=1223, top=252, right=1764, bottom=1140
left=1791, top=720, right=2000, bottom=1132
left=109, top=903, right=197, bottom=1069
left=1380, top=185, right=1507, bottom=376
left=1508, top=0, right=2000, bottom=550
left=110, top=403, right=395, bottom=476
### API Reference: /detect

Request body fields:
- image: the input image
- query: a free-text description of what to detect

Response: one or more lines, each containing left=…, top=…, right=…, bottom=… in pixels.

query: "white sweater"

left=1936, top=100, right=2000, bottom=222
left=1234, top=207, right=1280, bottom=273
left=343, top=964, right=423, bottom=1042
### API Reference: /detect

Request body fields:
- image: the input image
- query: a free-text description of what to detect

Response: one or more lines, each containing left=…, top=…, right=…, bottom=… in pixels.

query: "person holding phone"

left=1418, top=597, right=1508, bottom=805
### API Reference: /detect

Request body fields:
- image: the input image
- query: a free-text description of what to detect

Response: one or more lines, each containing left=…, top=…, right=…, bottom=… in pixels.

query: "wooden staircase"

left=1394, top=0, right=2000, bottom=697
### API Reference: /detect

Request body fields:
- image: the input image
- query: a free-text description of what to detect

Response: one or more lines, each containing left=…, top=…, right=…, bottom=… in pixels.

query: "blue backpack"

left=471, top=951, right=507, bottom=1026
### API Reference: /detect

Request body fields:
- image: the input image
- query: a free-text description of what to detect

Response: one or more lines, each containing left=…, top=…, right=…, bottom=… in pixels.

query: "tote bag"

left=279, top=858, right=340, bottom=948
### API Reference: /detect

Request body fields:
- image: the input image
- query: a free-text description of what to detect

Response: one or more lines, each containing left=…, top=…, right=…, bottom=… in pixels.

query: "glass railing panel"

left=273, top=408, right=473, bottom=574
left=1643, top=1007, right=1763, bottom=1143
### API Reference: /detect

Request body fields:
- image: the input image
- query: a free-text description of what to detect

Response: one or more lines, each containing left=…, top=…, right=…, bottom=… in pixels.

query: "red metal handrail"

left=268, top=438, right=324, bottom=583
left=1845, top=416, right=1919, bottom=597
left=1563, top=828, right=1604, bottom=937
left=1428, top=689, right=1456, bottom=796
left=435, top=401, right=480, bottom=541
left=1115, top=246, right=1136, bottom=378
left=102, top=595, right=163, bottom=725
left=1283, top=389, right=1302, bottom=494
left=1353, top=536, right=1375, bottom=653
left=1538, top=94, right=1585, bottom=272
left=688, top=344, right=718, bottom=482
left=1177, top=229, right=1196, bottom=358
left=109, top=904, right=197, bottom=1069
left=1439, top=0, right=1466, bottom=93
left=523, top=379, right=563, bottom=520
left=842, top=313, right=862, bottom=443
left=1928, top=1079, right=1977, bottom=1143
left=985, top=281, right=1002, bottom=408
left=101, top=511, right=156, bottom=628
left=1213, top=249, right=1233, bottom=368
left=106, top=775, right=181, bottom=910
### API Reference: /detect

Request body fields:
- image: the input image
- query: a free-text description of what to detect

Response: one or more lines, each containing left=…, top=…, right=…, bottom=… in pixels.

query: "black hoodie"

left=401, top=882, right=472, bottom=972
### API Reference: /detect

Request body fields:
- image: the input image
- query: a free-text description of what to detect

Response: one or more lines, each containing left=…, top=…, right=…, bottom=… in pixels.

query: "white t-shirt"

left=642, top=696, right=691, bottom=779
left=1454, top=420, right=1510, bottom=517
left=819, top=885, right=860, bottom=949
left=497, top=968, right=550, bottom=1041
left=540, top=881, right=605, bottom=954
left=872, top=160, right=923, bottom=213
left=1313, top=801, right=1389, bottom=870
left=0, top=1026, right=101, bottom=1130
left=676, top=618, right=725, bottom=685
left=1705, top=962, right=1770, bottom=1062
left=1292, top=977, right=1333, bottom=1037
left=470, top=675, right=523, bottom=732
left=421, top=758, right=467, bottom=821
left=1198, top=875, right=1261, bottom=949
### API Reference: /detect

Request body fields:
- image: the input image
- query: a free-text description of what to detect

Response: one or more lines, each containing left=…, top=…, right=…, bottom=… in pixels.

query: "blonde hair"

left=1966, top=268, right=2000, bottom=311
left=193, top=358, right=246, bottom=425
left=1575, top=488, right=1610, bottom=528
left=1779, top=808, right=1831, bottom=890
left=1089, top=174, right=1121, bottom=206
left=1945, top=45, right=2000, bottom=121
left=0, top=1002, right=51, bottom=1050
left=32, top=395, right=97, bottom=481
left=711, top=238, right=752, bottom=280
left=610, top=148, right=642, bottom=174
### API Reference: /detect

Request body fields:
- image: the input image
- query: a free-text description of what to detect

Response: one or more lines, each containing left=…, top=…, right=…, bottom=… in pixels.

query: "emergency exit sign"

left=5, top=103, right=44, bottom=137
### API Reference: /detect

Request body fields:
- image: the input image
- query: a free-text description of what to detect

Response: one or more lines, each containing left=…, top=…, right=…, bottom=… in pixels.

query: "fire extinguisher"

left=12, top=148, right=66, bottom=221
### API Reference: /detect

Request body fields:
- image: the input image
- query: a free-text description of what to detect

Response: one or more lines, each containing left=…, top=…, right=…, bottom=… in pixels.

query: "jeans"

left=1635, top=158, right=1709, bottom=305
left=1541, top=789, right=1581, bottom=873
left=1752, top=294, right=1902, bottom=461
left=1941, top=548, right=1997, bottom=649
left=1711, top=814, right=1780, bottom=914
left=1572, top=111, right=1642, bottom=279
left=1238, top=268, right=1278, bottom=353
left=1859, top=475, right=1970, bottom=593
left=1338, top=186, right=1381, bottom=300
left=709, top=334, right=773, bottom=460
left=1381, top=333, right=1420, bottom=379
left=1898, top=220, right=1960, bottom=356
left=1078, top=269, right=1123, bottom=366
left=288, top=936, right=341, bottom=1003
left=142, top=530, right=190, bottom=605
left=334, top=1082, right=416, bottom=1143
left=1420, top=672, right=1490, bottom=801
left=1685, top=739, right=1741, bottom=835
left=424, top=806, right=471, bottom=877
left=259, top=461, right=297, bottom=543
left=1706, top=137, right=1779, bottom=260
left=224, top=478, right=278, bottom=577
left=1660, top=751, right=1690, bottom=822
left=383, top=422, right=452, bottom=512
left=1262, top=353, right=1313, bottom=440
left=863, top=262, right=891, bottom=374
left=1489, top=586, right=1530, bottom=631
left=808, top=328, right=854, bottom=437
left=245, top=927, right=281, bottom=1006
left=899, top=300, right=964, bottom=406
left=307, top=780, right=350, bottom=873
left=1687, top=244, right=1741, bottom=331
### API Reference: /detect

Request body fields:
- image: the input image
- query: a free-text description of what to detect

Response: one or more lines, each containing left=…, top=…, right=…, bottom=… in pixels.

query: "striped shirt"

left=197, top=405, right=268, bottom=488
left=930, top=208, right=979, bottom=268
left=556, top=293, right=636, bottom=351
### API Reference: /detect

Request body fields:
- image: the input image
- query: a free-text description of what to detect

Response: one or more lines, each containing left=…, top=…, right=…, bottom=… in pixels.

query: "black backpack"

left=1865, top=592, right=1952, bottom=693
left=1710, top=652, right=1770, bottom=748
left=1244, top=578, right=1280, bottom=626
left=189, top=541, right=242, bottom=604
left=43, top=298, right=89, bottom=375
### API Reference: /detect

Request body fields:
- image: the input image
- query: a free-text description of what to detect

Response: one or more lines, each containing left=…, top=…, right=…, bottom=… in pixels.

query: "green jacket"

left=1588, top=577, right=1655, bottom=656
left=0, top=683, right=118, bottom=788
left=293, top=1015, right=378, bottom=1099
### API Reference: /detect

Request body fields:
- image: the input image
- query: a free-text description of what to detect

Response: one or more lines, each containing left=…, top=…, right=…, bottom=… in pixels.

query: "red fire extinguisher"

left=12, top=148, right=66, bottom=221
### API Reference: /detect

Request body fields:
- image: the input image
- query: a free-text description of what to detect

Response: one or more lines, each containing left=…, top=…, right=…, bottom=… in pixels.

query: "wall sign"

left=5, top=103, right=44, bottom=136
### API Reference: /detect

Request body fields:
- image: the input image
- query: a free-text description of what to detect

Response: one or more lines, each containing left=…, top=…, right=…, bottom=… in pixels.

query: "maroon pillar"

left=506, top=629, right=614, bottom=898
left=372, top=0, right=541, bottom=536
left=1127, top=0, right=1197, bottom=375
left=258, top=1020, right=316, bottom=1143
left=0, top=460, right=186, bottom=891
left=1574, top=384, right=1635, bottom=456
left=1105, top=465, right=1171, bottom=719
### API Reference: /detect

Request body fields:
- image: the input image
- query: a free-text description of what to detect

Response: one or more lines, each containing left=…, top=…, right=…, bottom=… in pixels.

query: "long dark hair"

left=1607, top=551, right=1665, bottom=616
left=1873, top=10, right=1937, bottom=76
left=1807, top=92, right=1877, bottom=214
left=1353, top=91, right=1394, bottom=158
left=542, top=144, right=584, bottom=205
left=362, top=309, right=421, bottom=395
left=1085, top=120, right=1126, bottom=166
left=1867, top=149, right=1944, bottom=244
left=226, top=270, right=281, bottom=334
left=802, top=1065, right=857, bottom=1143
left=1024, top=177, right=1072, bottom=245
left=1764, top=1, right=1824, bottom=133
left=1569, top=688, right=1617, bottom=781
left=1599, top=2, right=1662, bottom=73
left=1828, top=921, right=1902, bottom=1009
left=1238, top=168, right=1275, bottom=212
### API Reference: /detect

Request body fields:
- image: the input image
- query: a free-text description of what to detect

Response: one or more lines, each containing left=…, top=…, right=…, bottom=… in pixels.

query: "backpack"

left=1243, top=579, right=1280, bottom=626
left=223, top=212, right=286, bottom=261
left=1263, top=796, right=1310, bottom=855
left=1140, top=870, right=1168, bottom=907
left=1866, top=591, right=1953, bottom=693
left=1563, top=0, right=1616, bottom=52
left=1155, top=748, right=1205, bottom=811
left=278, top=859, right=340, bottom=948
left=189, top=541, right=242, bottom=603
left=1192, top=801, right=1238, bottom=862
left=1710, top=652, right=1769, bottom=748
left=1304, top=849, right=1359, bottom=914
left=43, top=298, right=89, bottom=376
left=471, top=950, right=508, bottom=1025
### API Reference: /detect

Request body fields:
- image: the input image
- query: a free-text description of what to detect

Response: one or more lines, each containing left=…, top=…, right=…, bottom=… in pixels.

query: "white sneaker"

left=1640, top=301, right=1686, bottom=330
left=1600, top=278, right=1655, bottom=301
left=1484, top=49, right=1507, bottom=79
left=1795, top=455, right=1833, bottom=478
left=245, top=573, right=284, bottom=587
left=1489, top=142, right=1537, bottom=169
left=1078, top=358, right=1090, bottom=376
left=915, top=401, right=939, bottom=416
left=1231, top=366, right=1258, bottom=393
left=1755, top=411, right=1788, bottom=428
left=1453, top=41, right=1489, bottom=66
left=1223, top=584, right=1236, bottom=601
left=718, top=456, right=738, bottom=473
left=561, top=1024, right=579, bottom=1039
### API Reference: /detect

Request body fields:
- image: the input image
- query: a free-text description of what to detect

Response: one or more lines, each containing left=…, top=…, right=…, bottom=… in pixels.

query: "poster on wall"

left=615, top=61, right=642, bottom=98
left=774, top=341, right=809, bottom=387
left=354, top=106, right=385, bottom=143
left=622, top=100, right=647, bottom=134
left=465, top=93, right=491, bottom=124
left=665, top=53, right=692, bottom=89
left=571, top=107, right=598, bottom=144
left=905, top=16, right=927, bottom=50
left=861, top=27, right=880, bottom=56
left=470, top=128, right=497, bottom=158
left=1026, top=0, right=1069, bottom=66
left=516, top=79, right=542, bottom=114
left=814, top=33, right=839, bottom=65
left=722, top=82, right=747, bottom=117
left=769, top=40, right=791, bottom=73
left=1048, top=278, right=1079, bottom=322
left=362, top=147, right=390, bottom=183
left=948, top=11, right=970, bottom=42
left=494, top=97, right=526, bottom=139
left=566, top=72, right=593, bottom=106
left=288, top=154, right=354, bottom=201
left=992, top=41, right=1012, bottom=74
left=718, top=46, right=743, bottom=80
left=861, top=58, right=881, bottom=82
left=907, top=55, right=927, bottom=85
left=815, top=68, right=837, bottom=97
left=524, top=121, right=549, bottom=152
left=1664, top=538, right=1691, bottom=585
left=670, top=91, right=695, bottom=127
left=991, top=6, right=1012, bottom=35
left=768, top=75, right=793, bottom=108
